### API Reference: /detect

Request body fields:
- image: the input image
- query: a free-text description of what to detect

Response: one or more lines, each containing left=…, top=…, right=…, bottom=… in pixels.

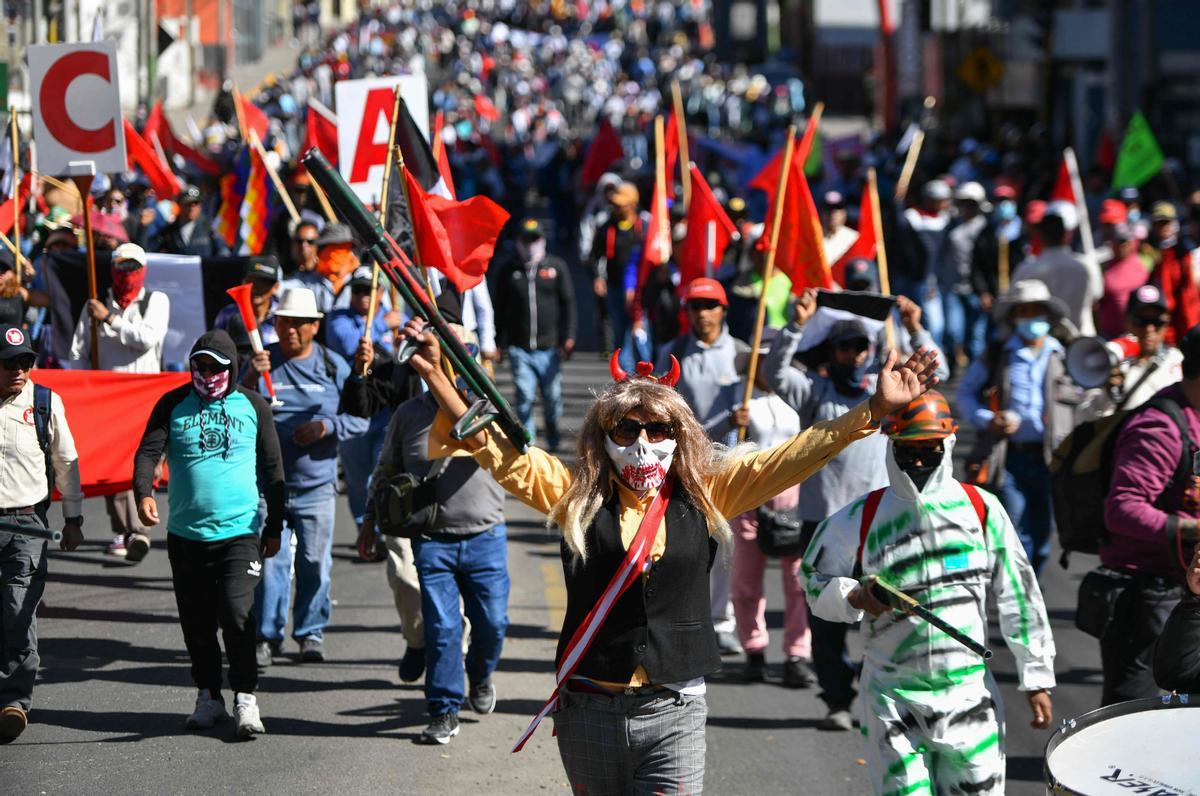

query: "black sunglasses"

left=1131, top=315, right=1170, bottom=329
left=0, top=354, right=35, bottom=372
left=609, top=419, right=675, bottom=446
left=191, top=359, right=226, bottom=375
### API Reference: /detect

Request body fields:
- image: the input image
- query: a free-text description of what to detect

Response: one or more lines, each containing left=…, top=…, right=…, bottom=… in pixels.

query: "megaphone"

left=1066, top=335, right=1140, bottom=389
left=226, top=284, right=280, bottom=404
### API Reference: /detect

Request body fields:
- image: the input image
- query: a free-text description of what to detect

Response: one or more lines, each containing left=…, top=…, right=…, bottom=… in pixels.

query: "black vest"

left=556, top=490, right=721, bottom=684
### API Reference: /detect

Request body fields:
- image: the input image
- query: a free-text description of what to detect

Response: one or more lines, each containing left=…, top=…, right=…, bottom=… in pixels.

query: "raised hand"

left=869, top=347, right=940, bottom=422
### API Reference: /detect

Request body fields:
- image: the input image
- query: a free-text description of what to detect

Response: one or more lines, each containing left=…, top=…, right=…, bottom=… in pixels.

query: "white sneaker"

left=184, top=690, right=228, bottom=730
left=234, top=693, right=265, bottom=739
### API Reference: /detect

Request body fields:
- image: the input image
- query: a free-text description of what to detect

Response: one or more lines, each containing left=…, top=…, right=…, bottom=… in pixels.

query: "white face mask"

left=604, top=435, right=677, bottom=492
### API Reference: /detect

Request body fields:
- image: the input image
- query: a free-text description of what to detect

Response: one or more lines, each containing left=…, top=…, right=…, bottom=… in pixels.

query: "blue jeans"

left=509, top=347, right=563, bottom=450
left=338, top=411, right=389, bottom=525
left=606, top=290, right=651, bottom=372
left=255, top=482, right=336, bottom=642
left=941, top=291, right=987, bottom=361
left=998, top=447, right=1054, bottom=576
left=412, top=525, right=510, bottom=716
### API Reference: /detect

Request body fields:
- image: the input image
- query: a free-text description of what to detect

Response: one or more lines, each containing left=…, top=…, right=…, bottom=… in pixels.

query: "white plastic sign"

left=335, top=74, right=429, bottom=204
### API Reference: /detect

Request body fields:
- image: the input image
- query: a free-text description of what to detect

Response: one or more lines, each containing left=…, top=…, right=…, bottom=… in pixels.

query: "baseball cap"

left=112, top=242, right=148, bottom=268
left=246, top=255, right=282, bottom=283
left=823, top=191, right=846, bottom=210
left=1150, top=201, right=1178, bottom=222
left=1119, top=186, right=1141, bottom=203
left=683, top=278, right=728, bottom=306
left=1099, top=199, right=1128, bottom=225
left=828, top=318, right=871, bottom=347
left=347, top=265, right=376, bottom=289
left=1126, top=284, right=1169, bottom=316
left=0, top=324, right=34, bottom=359
left=843, top=258, right=879, bottom=291
left=178, top=185, right=202, bottom=204
left=922, top=179, right=951, bottom=202
left=519, top=218, right=545, bottom=240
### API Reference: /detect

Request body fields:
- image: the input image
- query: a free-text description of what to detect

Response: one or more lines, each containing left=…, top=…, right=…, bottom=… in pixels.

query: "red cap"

left=1099, top=198, right=1127, bottom=225
left=1024, top=200, right=1047, bottom=225
left=683, top=278, right=728, bottom=306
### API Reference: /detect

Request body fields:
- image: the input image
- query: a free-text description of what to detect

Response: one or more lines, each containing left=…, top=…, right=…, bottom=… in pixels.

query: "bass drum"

left=1045, top=694, right=1200, bottom=794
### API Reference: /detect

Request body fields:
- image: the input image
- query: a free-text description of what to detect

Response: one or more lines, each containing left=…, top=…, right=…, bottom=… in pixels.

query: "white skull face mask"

left=604, top=435, right=677, bottom=492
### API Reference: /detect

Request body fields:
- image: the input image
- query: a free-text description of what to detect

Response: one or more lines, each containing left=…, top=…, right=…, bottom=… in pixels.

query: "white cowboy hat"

left=992, top=279, right=1070, bottom=322
left=274, top=287, right=324, bottom=319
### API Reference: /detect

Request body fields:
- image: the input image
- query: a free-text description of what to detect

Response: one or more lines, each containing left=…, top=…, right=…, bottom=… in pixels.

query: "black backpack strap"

left=315, top=343, right=343, bottom=396
left=32, top=384, right=54, bottom=513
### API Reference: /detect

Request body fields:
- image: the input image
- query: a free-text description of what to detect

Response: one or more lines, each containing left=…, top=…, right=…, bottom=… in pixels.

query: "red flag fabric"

left=831, top=186, right=877, bottom=285
left=0, top=174, right=31, bottom=235
left=431, top=111, right=457, bottom=200
left=144, top=100, right=221, bottom=178
left=663, top=111, right=680, bottom=189
left=124, top=117, right=182, bottom=201
left=474, top=95, right=501, bottom=122
left=1156, top=247, right=1200, bottom=347
left=1050, top=157, right=1074, bottom=203
left=678, top=165, right=737, bottom=289
left=766, top=152, right=831, bottom=294
left=303, top=99, right=339, bottom=167
left=635, top=174, right=672, bottom=304
left=30, top=370, right=190, bottom=497
left=403, top=167, right=510, bottom=292
left=749, top=112, right=822, bottom=194
left=237, top=92, right=270, bottom=142
left=580, top=120, right=624, bottom=187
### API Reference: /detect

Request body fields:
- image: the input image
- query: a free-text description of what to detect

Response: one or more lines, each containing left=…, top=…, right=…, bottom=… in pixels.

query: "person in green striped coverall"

left=801, top=391, right=1055, bottom=795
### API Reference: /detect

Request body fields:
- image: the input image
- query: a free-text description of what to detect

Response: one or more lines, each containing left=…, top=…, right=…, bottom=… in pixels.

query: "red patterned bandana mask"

left=111, top=266, right=146, bottom=309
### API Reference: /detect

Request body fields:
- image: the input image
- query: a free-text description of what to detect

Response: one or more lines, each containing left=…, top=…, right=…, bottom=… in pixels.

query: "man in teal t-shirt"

left=134, top=329, right=285, bottom=740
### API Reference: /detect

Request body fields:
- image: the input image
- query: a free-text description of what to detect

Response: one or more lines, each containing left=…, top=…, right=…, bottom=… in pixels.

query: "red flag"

left=678, top=165, right=736, bottom=289
left=1050, top=156, right=1074, bottom=203
left=236, top=91, right=269, bottom=142
left=124, top=117, right=181, bottom=201
left=635, top=173, right=672, bottom=301
left=663, top=111, right=680, bottom=188
left=474, top=94, right=501, bottom=122
left=403, top=167, right=510, bottom=292
left=749, top=112, right=822, bottom=194
left=831, top=185, right=877, bottom=285
left=30, top=370, right=190, bottom=497
left=766, top=152, right=831, bottom=293
left=303, top=99, right=339, bottom=166
left=144, top=101, right=221, bottom=178
left=580, top=120, right=624, bottom=187
left=0, top=174, right=31, bottom=235
left=431, top=110, right=457, bottom=200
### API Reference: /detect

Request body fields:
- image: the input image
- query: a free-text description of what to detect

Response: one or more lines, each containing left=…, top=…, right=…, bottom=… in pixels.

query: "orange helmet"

left=881, top=390, right=958, bottom=441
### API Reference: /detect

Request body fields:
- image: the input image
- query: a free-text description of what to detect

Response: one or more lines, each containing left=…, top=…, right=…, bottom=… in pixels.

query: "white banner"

left=28, top=41, right=127, bottom=177
left=335, top=74, right=429, bottom=204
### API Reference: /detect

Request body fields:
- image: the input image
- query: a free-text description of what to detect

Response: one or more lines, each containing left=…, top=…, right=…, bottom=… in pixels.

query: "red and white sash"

left=511, top=478, right=675, bottom=752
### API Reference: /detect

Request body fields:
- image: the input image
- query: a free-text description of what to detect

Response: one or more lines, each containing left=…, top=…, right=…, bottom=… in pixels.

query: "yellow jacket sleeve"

left=708, top=401, right=878, bottom=518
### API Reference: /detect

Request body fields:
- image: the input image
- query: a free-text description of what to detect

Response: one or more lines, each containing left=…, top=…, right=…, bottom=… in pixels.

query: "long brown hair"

left=550, top=378, right=743, bottom=560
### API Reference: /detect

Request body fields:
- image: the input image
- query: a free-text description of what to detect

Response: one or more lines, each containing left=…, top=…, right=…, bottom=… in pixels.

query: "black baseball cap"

left=348, top=265, right=376, bottom=289
left=246, top=255, right=281, bottom=283
left=0, top=324, right=35, bottom=359
left=1126, top=284, right=1169, bottom=317
left=519, top=218, right=545, bottom=240
left=843, top=258, right=878, bottom=291
left=178, top=185, right=202, bottom=204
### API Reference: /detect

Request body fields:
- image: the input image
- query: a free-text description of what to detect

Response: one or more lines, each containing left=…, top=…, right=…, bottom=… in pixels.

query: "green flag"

left=804, top=127, right=822, bottom=178
left=1112, top=110, right=1164, bottom=189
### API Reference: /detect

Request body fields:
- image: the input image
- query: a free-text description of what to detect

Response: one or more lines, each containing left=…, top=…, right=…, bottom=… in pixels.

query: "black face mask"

left=893, top=443, right=945, bottom=490
left=829, top=360, right=870, bottom=396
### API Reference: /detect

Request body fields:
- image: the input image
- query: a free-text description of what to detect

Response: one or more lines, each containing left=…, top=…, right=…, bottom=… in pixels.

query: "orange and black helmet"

left=881, top=390, right=958, bottom=441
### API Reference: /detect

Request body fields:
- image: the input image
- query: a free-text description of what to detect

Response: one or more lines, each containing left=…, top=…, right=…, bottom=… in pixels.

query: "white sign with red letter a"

left=28, top=41, right=126, bottom=177
left=335, top=74, right=429, bottom=205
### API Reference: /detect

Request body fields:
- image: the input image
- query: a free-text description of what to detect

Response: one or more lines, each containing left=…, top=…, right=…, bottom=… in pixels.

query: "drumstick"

left=870, top=576, right=993, bottom=659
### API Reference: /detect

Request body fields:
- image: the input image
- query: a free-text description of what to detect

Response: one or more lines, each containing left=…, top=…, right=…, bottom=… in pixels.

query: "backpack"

left=1050, top=396, right=1195, bottom=565
left=31, top=384, right=54, bottom=519
left=854, top=482, right=987, bottom=577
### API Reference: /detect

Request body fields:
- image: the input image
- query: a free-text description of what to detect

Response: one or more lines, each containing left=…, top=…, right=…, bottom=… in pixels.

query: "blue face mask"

left=997, top=200, right=1017, bottom=221
left=1016, top=317, right=1051, bottom=341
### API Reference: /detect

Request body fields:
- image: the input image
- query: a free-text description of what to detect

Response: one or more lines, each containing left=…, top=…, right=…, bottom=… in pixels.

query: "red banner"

left=31, top=370, right=190, bottom=498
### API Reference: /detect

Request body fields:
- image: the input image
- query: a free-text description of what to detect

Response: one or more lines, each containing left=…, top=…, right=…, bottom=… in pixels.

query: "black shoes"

left=399, top=646, right=425, bottom=683
left=782, top=656, right=816, bottom=689
left=742, top=652, right=767, bottom=682
left=299, top=637, right=325, bottom=663
left=419, top=712, right=460, bottom=744
left=467, top=680, right=496, bottom=714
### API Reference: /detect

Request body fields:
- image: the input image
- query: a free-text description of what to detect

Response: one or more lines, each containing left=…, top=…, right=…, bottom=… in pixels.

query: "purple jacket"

left=1102, top=384, right=1200, bottom=580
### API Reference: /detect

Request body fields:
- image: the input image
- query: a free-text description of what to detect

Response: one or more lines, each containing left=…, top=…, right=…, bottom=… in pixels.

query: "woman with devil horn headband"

left=399, top=317, right=939, bottom=793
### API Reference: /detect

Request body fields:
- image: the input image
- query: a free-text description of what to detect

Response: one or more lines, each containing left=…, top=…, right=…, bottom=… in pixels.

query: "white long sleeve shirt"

left=68, top=288, right=170, bottom=373
left=0, top=378, right=83, bottom=515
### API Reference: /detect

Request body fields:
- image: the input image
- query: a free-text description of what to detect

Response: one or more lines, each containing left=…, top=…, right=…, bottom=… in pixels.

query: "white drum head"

left=1047, top=703, right=1200, bottom=795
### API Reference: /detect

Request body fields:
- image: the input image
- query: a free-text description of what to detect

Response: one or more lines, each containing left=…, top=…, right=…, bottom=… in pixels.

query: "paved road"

left=2, top=358, right=1104, bottom=794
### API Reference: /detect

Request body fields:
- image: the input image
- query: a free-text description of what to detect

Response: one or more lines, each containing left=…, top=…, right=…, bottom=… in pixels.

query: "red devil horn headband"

left=609, top=349, right=680, bottom=388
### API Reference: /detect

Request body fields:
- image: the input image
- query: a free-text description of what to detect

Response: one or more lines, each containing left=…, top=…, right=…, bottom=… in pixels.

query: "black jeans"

left=801, top=521, right=857, bottom=711
left=167, top=533, right=261, bottom=695
left=1099, top=576, right=1183, bottom=706
left=0, top=516, right=48, bottom=712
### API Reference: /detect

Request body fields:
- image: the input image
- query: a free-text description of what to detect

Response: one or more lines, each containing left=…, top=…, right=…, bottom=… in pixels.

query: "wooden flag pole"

left=310, top=178, right=337, bottom=223
left=895, top=129, right=925, bottom=202
left=248, top=130, right=300, bottom=224
left=998, top=234, right=1010, bottom=294
left=0, top=229, right=32, bottom=273
left=9, top=111, right=20, bottom=284
left=653, top=115, right=667, bottom=254
left=378, top=87, right=402, bottom=221
left=68, top=162, right=99, bottom=369
left=670, top=80, right=691, bottom=211
left=738, top=125, right=797, bottom=441
left=868, top=168, right=896, bottom=349
left=232, top=84, right=249, bottom=142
